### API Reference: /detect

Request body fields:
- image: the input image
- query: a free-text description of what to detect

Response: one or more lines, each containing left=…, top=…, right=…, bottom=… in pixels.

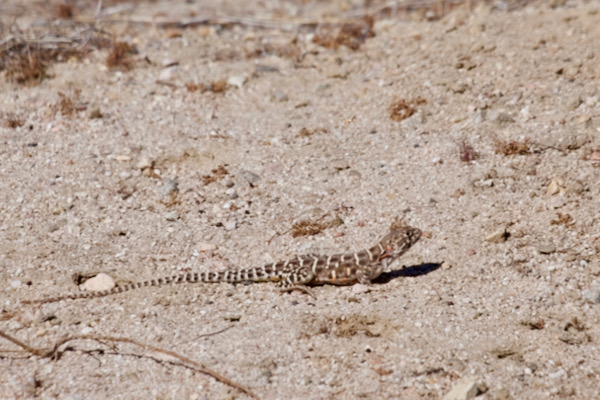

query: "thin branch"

left=195, top=325, right=234, bottom=340
left=0, top=329, right=258, bottom=399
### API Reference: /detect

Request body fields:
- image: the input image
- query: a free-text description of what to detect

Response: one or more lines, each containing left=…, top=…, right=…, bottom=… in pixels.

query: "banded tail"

left=23, top=267, right=280, bottom=304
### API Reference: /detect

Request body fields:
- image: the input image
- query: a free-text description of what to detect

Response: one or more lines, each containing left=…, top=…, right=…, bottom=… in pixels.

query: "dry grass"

left=55, top=3, right=74, bottom=19
left=185, top=79, right=229, bottom=93
left=202, top=165, right=229, bottom=185
left=389, top=97, right=426, bottom=122
left=106, top=41, right=137, bottom=71
left=458, top=139, right=480, bottom=162
left=494, top=138, right=532, bottom=156
left=3, top=115, right=25, bottom=129
left=312, top=16, right=375, bottom=51
left=291, top=220, right=327, bottom=237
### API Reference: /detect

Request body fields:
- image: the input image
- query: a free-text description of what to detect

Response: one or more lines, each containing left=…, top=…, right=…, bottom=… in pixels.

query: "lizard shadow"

left=375, top=262, right=442, bottom=284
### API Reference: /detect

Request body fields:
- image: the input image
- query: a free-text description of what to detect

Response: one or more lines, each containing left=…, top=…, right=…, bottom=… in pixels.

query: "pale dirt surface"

left=1, top=0, right=600, bottom=399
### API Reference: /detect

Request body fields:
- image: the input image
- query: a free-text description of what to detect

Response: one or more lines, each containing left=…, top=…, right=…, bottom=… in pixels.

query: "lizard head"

left=378, top=225, right=422, bottom=262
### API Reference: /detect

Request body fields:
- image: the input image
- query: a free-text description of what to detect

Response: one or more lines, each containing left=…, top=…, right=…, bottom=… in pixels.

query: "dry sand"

left=1, top=0, right=600, bottom=398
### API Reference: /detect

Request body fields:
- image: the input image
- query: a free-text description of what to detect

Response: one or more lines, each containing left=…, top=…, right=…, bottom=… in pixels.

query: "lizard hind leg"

left=278, top=266, right=317, bottom=299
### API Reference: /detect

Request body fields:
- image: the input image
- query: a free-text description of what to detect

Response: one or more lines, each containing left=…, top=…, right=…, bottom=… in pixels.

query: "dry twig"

left=0, top=329, right=258, bottom=399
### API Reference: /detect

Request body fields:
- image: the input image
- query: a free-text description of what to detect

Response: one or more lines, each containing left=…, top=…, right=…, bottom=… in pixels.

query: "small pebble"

left=198, top=242, right=217, bottom=252
left=223, top=313, right=241, bottom=321
left=119, top=171, right=131, bottom=179
left=81, top=273, right=115, bottom=292
left=238, top=169, right=260, bottom=185
left=352, top=284, right=371, bottom=294
left=160, top=179, right=179, bottom=197
left=9, top=279, right=22, bottom=289
left=331, top=159, right=350, bottom=171
left=162, top=58, right=178, bottom=67
left=547, top=180, right=560, bottom=195
left=582, top=289, right=600, bottom=304
left=223, top=220, right=237, bottom=231
left=159, top=66, right=179, bottom=81
left=485, top=228, right=508, bottom=243
left=137, top=156, right=153, bottom=170
left=443, top=378, right=480, bottom=400
left=536, top=243, right=556, bottom=254
left=227, top=75, right=246, bottom=88
left=589, top=151, right=600, bottom=161
left=80, top=326, right=94, bottom=335
left=114, top=154, right=131, bottom=162
left=274, top=91, right=288, bottom=102
left=165, top=210, right=179, bottom=221
left=473, top=178, right=494, bottom=187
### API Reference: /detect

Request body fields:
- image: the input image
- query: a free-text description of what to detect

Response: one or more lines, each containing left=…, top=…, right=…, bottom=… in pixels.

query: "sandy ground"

left=1, top=0, right=600, bottom=399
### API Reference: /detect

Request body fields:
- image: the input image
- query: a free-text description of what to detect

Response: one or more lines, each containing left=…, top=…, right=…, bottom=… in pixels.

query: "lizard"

left=23, top=223, right=421, bottom=304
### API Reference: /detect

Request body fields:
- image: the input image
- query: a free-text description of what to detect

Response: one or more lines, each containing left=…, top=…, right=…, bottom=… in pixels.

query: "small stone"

left=452, top=82, right=468, bottom=94
left=137, top=156, right=153, bottom=170
left=567, top=95, right=582, bottom=110
left=165, top=210, right=179, bottom=221
left=547, top=180, right=561, bottom=195
left=81, top=273, right=115, bottom=292
left=473, top=178, right=494, bottom=188
left=441, top=261, right=452, bottom=270
left=548, top=0, right=567, bottom=8
left=159, top=179, right=179, bottom=197
left=119, top=171, right=132, bottom=179
left=492, top=387, right=513, bottom=400
left=227, top=75, right=246, bottom=88
left=9, top=279, right=22, bottom=289
left=487, top=109, right=514, bottom=124
left=537, top=243, right=556, bottom=254
left=331, top=159, right=350, bottom=171
left=577, top=115, right=591, bottom=126
left=223, top=220, right=237, bottom=230
left=162, top=58, right=178, bottom=68
left=223, top=313, right=241, bottom=321
left=159, top=66, right=179, bottom=82
left=585, top=96, right=598, bottom=107
left=443, top=378, right=480, bottom=400
left=238, top=169, right=260, bottom=185
left=485, top=228, right=508, bottom=243
left=80, top=326, right=94, bottom=335
left=273, top=91, right=288, bottom=102
left=114, top=154, right=131, bottom=162
left=314, top=82, right=330, bottom=92
left=582, top=289, right=600, bottom=304
left=352, top=284, right=371, bottom=294
left=198, top=242, right=217, bottom=252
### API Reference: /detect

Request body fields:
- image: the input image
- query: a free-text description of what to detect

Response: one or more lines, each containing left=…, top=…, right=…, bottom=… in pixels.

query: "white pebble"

left=9, top=279, right=22, bottom=289
left=198, top=242, right=217, bottom=252
left=352, top=284, right=371, bottom=294
left=223, top=220, right=237, bottom=230
left=80, top=326, right=94, bottom=335
left=159, top=66, right=179, bottom=81
left=227, top=75, right=246, bottom=88
left=81, top=273, right=115, bottom=292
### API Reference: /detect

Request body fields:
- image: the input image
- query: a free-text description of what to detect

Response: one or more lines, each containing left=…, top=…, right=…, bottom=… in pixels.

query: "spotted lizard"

left=24, top=223, right=421, bottom=304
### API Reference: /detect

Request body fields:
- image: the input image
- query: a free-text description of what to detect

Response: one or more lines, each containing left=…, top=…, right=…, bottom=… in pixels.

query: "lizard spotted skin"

left=24, top=225, right=421, bottom=304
